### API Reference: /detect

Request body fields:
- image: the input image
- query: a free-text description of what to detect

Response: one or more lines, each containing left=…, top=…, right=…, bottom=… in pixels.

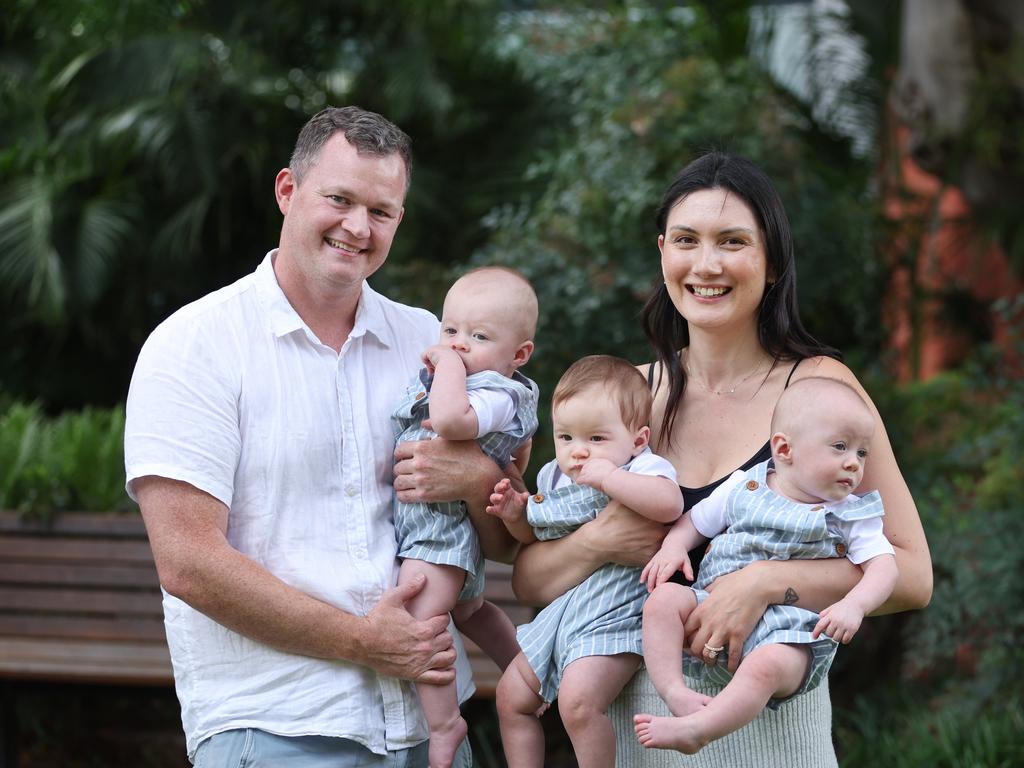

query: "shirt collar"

left=253, top=250, right=393, bottom=348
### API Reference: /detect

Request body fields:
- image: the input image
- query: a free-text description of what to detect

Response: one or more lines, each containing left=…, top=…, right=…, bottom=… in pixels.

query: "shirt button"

left=346, top=486, right=358, bottom=497
left=532, top=493, right=545, bottom=503
left=835, top=542, right=847, bottom=557
left=745, top=480, right=759, bottom=491
left=415, top=392, right=426, bottom=400
left=811, top=505, right=824, bottom=511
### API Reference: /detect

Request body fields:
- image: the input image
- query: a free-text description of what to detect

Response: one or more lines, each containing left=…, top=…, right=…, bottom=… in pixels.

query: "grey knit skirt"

left=609, top=669, right=838, bottom=767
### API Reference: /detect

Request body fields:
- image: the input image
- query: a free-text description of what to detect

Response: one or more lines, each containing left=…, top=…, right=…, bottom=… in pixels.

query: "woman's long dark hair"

left=641, top=152, right=839, bottom=443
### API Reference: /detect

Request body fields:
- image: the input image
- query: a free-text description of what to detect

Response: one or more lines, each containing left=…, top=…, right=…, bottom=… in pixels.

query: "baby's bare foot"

left=634, top=713, right=709, bottom=755
left=662, top=684, right=712, bottom=717
left=428, top=716, right=468, bottom=768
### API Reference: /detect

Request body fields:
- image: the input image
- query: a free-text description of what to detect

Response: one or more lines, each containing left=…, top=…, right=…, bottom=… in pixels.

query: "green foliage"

left=0, top=400, right=131, bottom=517
left=837, top=300, right=1024, bottom=761
left=837, top=695, right=1024, bottom=768
left=1, top=0, right=546, bottom=410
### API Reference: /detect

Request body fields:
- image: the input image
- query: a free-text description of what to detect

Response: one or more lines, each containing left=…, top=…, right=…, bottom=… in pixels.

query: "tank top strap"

left=784, top=358, right=804, bottom=388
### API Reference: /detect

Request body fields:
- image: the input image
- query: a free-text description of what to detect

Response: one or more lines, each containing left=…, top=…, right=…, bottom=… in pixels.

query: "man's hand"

left=394, top=436, right=492, bottom=505
left=576, top=458, right=619, bottom=492
left=486, top=478, right=528, bottom=524
left=358, top=574, right=457, bottom=684
left=812, top=598, right=865, bottom=644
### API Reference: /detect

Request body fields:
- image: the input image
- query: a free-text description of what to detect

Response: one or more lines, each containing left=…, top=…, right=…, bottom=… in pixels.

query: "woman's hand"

left=581, top=501, right=667, bottom=567
left=512, top=501, right=667, bottom=605
left=683, top=562, right=769, bottom=673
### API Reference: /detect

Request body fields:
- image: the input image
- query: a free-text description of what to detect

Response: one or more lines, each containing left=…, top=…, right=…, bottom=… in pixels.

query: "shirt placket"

left=336, top=336, right=411, bottom=750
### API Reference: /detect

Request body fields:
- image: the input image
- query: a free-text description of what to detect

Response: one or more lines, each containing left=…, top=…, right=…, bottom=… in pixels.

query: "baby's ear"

left=511, top=340, right=535, bottom=369
left=770, top=431, right=792, bottom=463
left=633, top=425, right=651, bottom=454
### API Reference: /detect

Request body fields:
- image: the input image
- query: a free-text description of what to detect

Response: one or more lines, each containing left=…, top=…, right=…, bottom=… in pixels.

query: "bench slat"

left=0, top=614, right=167, bottom=642
left=0, top=561, right=161, bottom=589
left=0, top=511, right=147, bottom=538
left=0, top=585, right=162, bottom=616
left=0, top=637, right=172, bottom=685
left=0, top=535, right=155, bottom=563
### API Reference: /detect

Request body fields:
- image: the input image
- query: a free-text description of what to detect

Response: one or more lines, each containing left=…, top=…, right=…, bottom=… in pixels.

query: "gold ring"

left=703, top=643, right=725, bottom=659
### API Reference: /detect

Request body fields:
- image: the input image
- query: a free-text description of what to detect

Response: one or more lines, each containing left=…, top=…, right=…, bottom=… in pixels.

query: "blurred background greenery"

left=2, top=0, right=1022, bottom=765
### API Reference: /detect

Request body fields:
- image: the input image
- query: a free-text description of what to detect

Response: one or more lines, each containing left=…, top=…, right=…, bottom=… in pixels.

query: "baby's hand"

left=640, top=549, right=694, bottom=593
left=812, top=599, right=864, bottom=644
left=421, top=344, right=462, bottom=374
left=576, top=458, right=620, bottom=491
left=486, top=478, right=528, bottom=523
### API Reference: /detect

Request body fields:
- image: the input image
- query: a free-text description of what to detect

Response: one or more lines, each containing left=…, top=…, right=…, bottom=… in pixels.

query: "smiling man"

left=125, top=107, right=512, bottom=767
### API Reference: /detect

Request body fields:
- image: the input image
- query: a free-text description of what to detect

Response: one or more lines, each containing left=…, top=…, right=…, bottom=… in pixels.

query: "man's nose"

left=342, top=206, right=370, bottom=240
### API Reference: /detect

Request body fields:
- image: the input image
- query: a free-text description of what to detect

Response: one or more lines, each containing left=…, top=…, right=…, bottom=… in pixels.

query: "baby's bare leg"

left=635, top=643, right=810, bottom=754
left=453, top=597, right=520, bottom=671
left=496, top=653, right=546, bottom=768
left=643, top=583, right=711, bottom=716
left=398, top=559, right=467, bottom=768
left=558, top=654, right=641, bottom=768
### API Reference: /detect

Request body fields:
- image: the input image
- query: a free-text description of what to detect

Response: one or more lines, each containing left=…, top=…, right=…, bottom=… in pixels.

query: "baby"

left=392, top=266, right=540, bottom=768
left=487, top=355, right=683, bottom=768
left=635, top=376, right=899, bottom=754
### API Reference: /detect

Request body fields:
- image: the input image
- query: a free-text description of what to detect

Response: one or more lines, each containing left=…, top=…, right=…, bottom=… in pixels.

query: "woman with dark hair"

left=511, top=152, right=932, bottom=766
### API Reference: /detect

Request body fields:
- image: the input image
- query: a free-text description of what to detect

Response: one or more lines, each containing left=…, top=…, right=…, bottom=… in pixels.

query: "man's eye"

left=328, top=195, right=348, bottom=204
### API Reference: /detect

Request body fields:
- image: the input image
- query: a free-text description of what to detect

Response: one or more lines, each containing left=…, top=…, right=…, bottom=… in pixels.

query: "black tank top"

left=647, top=359, right=803, bottom=583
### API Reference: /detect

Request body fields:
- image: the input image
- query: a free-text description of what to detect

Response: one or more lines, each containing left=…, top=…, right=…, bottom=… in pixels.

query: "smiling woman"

left=513, top=151, right=932, bottom=767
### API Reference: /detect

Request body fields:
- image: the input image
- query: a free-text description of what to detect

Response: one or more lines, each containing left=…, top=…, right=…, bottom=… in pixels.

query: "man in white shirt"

left=125, top=106, right=515, bottom=766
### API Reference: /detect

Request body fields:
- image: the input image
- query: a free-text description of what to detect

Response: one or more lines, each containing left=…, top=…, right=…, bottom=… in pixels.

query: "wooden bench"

left=0, top=510, right=530, bottom=695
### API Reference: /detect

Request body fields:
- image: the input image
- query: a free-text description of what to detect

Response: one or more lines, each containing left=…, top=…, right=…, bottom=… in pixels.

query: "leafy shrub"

left=0, top=400, right=131, bottom=517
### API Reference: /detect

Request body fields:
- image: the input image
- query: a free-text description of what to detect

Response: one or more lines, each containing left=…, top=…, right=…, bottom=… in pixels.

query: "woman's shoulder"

left=789, top=355, right=859, bottom=385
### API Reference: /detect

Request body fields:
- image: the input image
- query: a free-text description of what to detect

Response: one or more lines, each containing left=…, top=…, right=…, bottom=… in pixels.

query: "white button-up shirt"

left=125, top=252, right=473, bottom=759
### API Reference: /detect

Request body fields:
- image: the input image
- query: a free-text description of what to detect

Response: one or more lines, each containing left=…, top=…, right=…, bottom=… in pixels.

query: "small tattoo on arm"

left=783, top=587, right=799, bottom=605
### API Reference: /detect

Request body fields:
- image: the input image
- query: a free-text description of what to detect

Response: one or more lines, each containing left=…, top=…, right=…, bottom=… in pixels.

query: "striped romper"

left=517, top=450, right=677, bottom=703
left=392, top=368, right=539, bottom=600
left=685, top=459, right=889, bottom=706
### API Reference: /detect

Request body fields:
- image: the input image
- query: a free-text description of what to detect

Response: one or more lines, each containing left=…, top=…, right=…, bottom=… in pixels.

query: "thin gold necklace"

left=685, top=358, right=767, bottom=396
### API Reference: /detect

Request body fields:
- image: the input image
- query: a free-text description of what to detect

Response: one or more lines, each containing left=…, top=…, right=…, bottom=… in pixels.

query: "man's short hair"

left=553, top=355, right=652, bottom=431
left=289, top=106, right=412, bottom=187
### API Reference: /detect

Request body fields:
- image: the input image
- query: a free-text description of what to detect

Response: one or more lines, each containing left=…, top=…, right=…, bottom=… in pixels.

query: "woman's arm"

left=800, top=356, right=933, bottom=611
left=682, top=356, right=933, bottom=671
left=512, top=501, right=667, bottom=605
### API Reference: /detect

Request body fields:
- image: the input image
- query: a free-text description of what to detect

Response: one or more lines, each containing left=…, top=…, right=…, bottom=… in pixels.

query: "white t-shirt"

left=125, top=252, right=472, bottom=758
left=689, top=469, right=894, bottom=564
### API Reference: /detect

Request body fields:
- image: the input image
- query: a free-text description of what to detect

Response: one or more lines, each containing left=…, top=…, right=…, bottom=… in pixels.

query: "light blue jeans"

left=192, top=729, right=473, bottom=767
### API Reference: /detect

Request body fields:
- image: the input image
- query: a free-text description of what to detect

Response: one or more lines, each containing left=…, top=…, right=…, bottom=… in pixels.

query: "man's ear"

left=633, top=425, right=651, bottom=455
left=511, top=340, right=534, bottom=370
left=275, top=168, right=296, bottom=215
left=770, top=431, right=792, bottom=463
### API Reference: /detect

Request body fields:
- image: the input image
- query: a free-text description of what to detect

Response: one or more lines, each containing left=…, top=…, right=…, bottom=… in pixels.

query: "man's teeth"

left=692, top=286, right=727, bottom=297
left=325, top=237, right=360, bottom=253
